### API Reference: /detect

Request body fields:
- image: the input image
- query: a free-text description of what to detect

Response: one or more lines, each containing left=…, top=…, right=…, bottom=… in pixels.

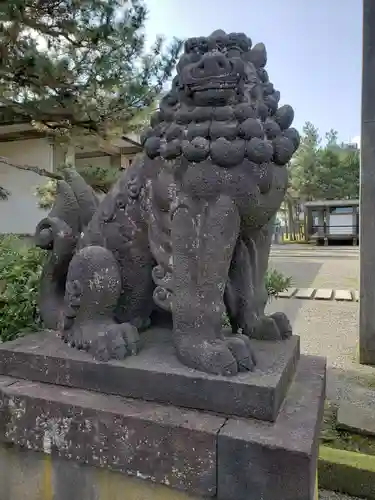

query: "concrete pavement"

left=269, top=245, right=359, bottom=290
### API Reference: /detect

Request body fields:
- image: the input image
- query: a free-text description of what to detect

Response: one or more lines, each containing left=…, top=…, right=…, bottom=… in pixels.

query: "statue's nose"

left=195, top=53, right=231, bottom=77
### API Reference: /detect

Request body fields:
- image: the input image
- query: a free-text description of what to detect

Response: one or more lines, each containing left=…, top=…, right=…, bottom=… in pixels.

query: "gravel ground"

left=290, top=300, right=359, bottom=369
left=267, top=298, right=375, bottom=402
left=266, top=299, right=360, bottom=369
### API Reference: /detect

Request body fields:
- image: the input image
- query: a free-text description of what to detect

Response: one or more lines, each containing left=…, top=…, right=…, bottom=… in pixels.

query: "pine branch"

left=0, top=156, right=62, bottom=181
left=0, top=0, right=183, bottom=139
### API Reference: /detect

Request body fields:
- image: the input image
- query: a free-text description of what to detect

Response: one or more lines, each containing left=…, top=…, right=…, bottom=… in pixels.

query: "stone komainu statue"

left=35, top=30, right=300, bottom=376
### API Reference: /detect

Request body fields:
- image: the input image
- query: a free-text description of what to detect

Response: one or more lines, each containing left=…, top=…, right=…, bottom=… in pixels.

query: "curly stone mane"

left=141, top=30, right=299, bottom=171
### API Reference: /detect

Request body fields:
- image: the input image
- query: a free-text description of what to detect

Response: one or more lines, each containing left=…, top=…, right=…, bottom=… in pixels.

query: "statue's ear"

left=63, top=168, right=98, bottom=228
left=247, top=43, right=267, bottom=69
left=48, top=180, right=81, bottom=235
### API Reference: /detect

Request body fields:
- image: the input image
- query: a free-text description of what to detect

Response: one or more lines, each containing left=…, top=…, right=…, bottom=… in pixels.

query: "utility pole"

left=359, top=0, right=375, bottom=363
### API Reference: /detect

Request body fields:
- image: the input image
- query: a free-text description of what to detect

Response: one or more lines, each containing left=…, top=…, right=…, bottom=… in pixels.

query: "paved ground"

left=270, top=245, right=359, bottom=290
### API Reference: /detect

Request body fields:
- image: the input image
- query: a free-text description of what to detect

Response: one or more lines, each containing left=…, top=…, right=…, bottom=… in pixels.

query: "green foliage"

left=265, top=268, right=292, bottom=300
left=0, top=0, right=182, bottom=138
left=288, top=122, right=322, bottom=201
left=0, top=236, right=46, bottom=341
left=289, top=121, right=360, bottom=202
left=35, top=179, right=58, bottom=210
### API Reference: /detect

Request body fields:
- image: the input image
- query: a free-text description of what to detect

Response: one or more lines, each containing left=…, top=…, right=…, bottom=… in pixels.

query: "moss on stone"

left=320, top=401, right=375, bottom=456
left=319, top=446, right=375, bottom=499
left=320, top=446, right=375, bottom=471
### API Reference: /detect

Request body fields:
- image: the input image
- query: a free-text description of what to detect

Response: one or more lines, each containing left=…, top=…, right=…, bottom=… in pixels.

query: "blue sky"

left=144, top=0, right=362, bottom=145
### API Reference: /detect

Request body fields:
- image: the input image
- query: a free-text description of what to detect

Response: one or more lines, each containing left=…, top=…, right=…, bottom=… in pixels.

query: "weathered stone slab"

left=337, top=401, right=375, bottom=437
left=217, top=355, right=326, bottom=500
left=314, top=289, right=333, bottom=300
left=278, top=288, right=297, bottom=298
left=0, top=440, right=202, bottom=500
left=334, top=290, right=353, bottom=301
left=0, top=329, right=300, bottom=422
left=295, top=288, right=315, bottom=299
left=0, top=375, right=225, bottom=497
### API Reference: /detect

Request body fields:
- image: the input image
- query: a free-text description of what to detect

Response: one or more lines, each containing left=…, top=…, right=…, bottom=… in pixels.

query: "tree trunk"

left=286, top=198, right=296, bottom=241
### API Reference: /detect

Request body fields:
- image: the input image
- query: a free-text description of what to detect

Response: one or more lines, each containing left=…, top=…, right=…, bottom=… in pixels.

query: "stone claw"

left=88, top=326, right=125, bottom=362
left=86, top=323, right=140, bottom=362
left=119, top=322, right=141, bottom=355
left=175, top=333, right=256, bottom=376
left=225, top=334, right=256, bottom=372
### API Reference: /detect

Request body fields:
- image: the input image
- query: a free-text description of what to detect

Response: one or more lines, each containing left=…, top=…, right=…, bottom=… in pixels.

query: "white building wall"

left=0, top=138, right=53, bottom=234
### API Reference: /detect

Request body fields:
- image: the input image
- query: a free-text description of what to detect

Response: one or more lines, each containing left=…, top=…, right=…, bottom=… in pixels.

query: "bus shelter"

left=304, top=199, right=359, bottom=245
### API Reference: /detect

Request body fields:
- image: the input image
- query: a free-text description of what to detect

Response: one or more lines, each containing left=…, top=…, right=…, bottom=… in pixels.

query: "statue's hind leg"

left=114, top=252, right=156, bottom=330
left=225, top=221, right=292, bottom=340
left=80, top=158, right=156, bottom=332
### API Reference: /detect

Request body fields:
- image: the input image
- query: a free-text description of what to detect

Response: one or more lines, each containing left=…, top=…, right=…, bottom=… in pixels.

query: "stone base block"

left=0, top=442, right=201, bottom=500
left=0, top=375, right=223, bottom=497
left=218, top=355, right=326, bottom=500
left=0, top=354, right=325, bottom=500
left=0, top=328, right=300, bottom=421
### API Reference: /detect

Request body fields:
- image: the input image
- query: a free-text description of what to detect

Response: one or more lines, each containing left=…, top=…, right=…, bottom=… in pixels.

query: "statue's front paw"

left=88, top=323, right=140, bottom=362
left=175, top=334, right=256, bottom=376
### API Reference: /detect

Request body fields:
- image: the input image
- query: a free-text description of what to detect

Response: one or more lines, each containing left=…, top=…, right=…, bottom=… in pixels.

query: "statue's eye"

left=185, top=38, right=200, bottom=53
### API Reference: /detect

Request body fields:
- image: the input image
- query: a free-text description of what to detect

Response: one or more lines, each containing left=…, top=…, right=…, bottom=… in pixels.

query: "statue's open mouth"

left=189, top=81, right=237, bottom=93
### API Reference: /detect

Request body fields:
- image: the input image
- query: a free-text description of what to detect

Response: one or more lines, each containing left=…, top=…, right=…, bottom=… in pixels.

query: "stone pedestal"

left=0, top=328, right=300, bottom=421
left=0, top=330, right=326, bottom=500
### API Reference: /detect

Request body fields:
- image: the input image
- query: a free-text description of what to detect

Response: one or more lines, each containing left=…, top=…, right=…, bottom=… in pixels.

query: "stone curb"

left=278, top=288, right=359, bottom=302
left=318, top=445, right=375, bottom=499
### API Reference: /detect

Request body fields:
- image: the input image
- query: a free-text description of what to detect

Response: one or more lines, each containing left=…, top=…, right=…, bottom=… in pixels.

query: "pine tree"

left=0, top=0, right=182, bottom=199
left=0, top=0, right=181, bottom=136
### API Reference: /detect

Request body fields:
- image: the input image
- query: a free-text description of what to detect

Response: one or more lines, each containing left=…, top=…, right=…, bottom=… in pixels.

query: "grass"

left=318, top=401, right=375, bottom=498
left=320, top=401, right=375, bottom=456
left=320, top=445, right=375, bottom=471
left=319, top=444, right=375, bottom=499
